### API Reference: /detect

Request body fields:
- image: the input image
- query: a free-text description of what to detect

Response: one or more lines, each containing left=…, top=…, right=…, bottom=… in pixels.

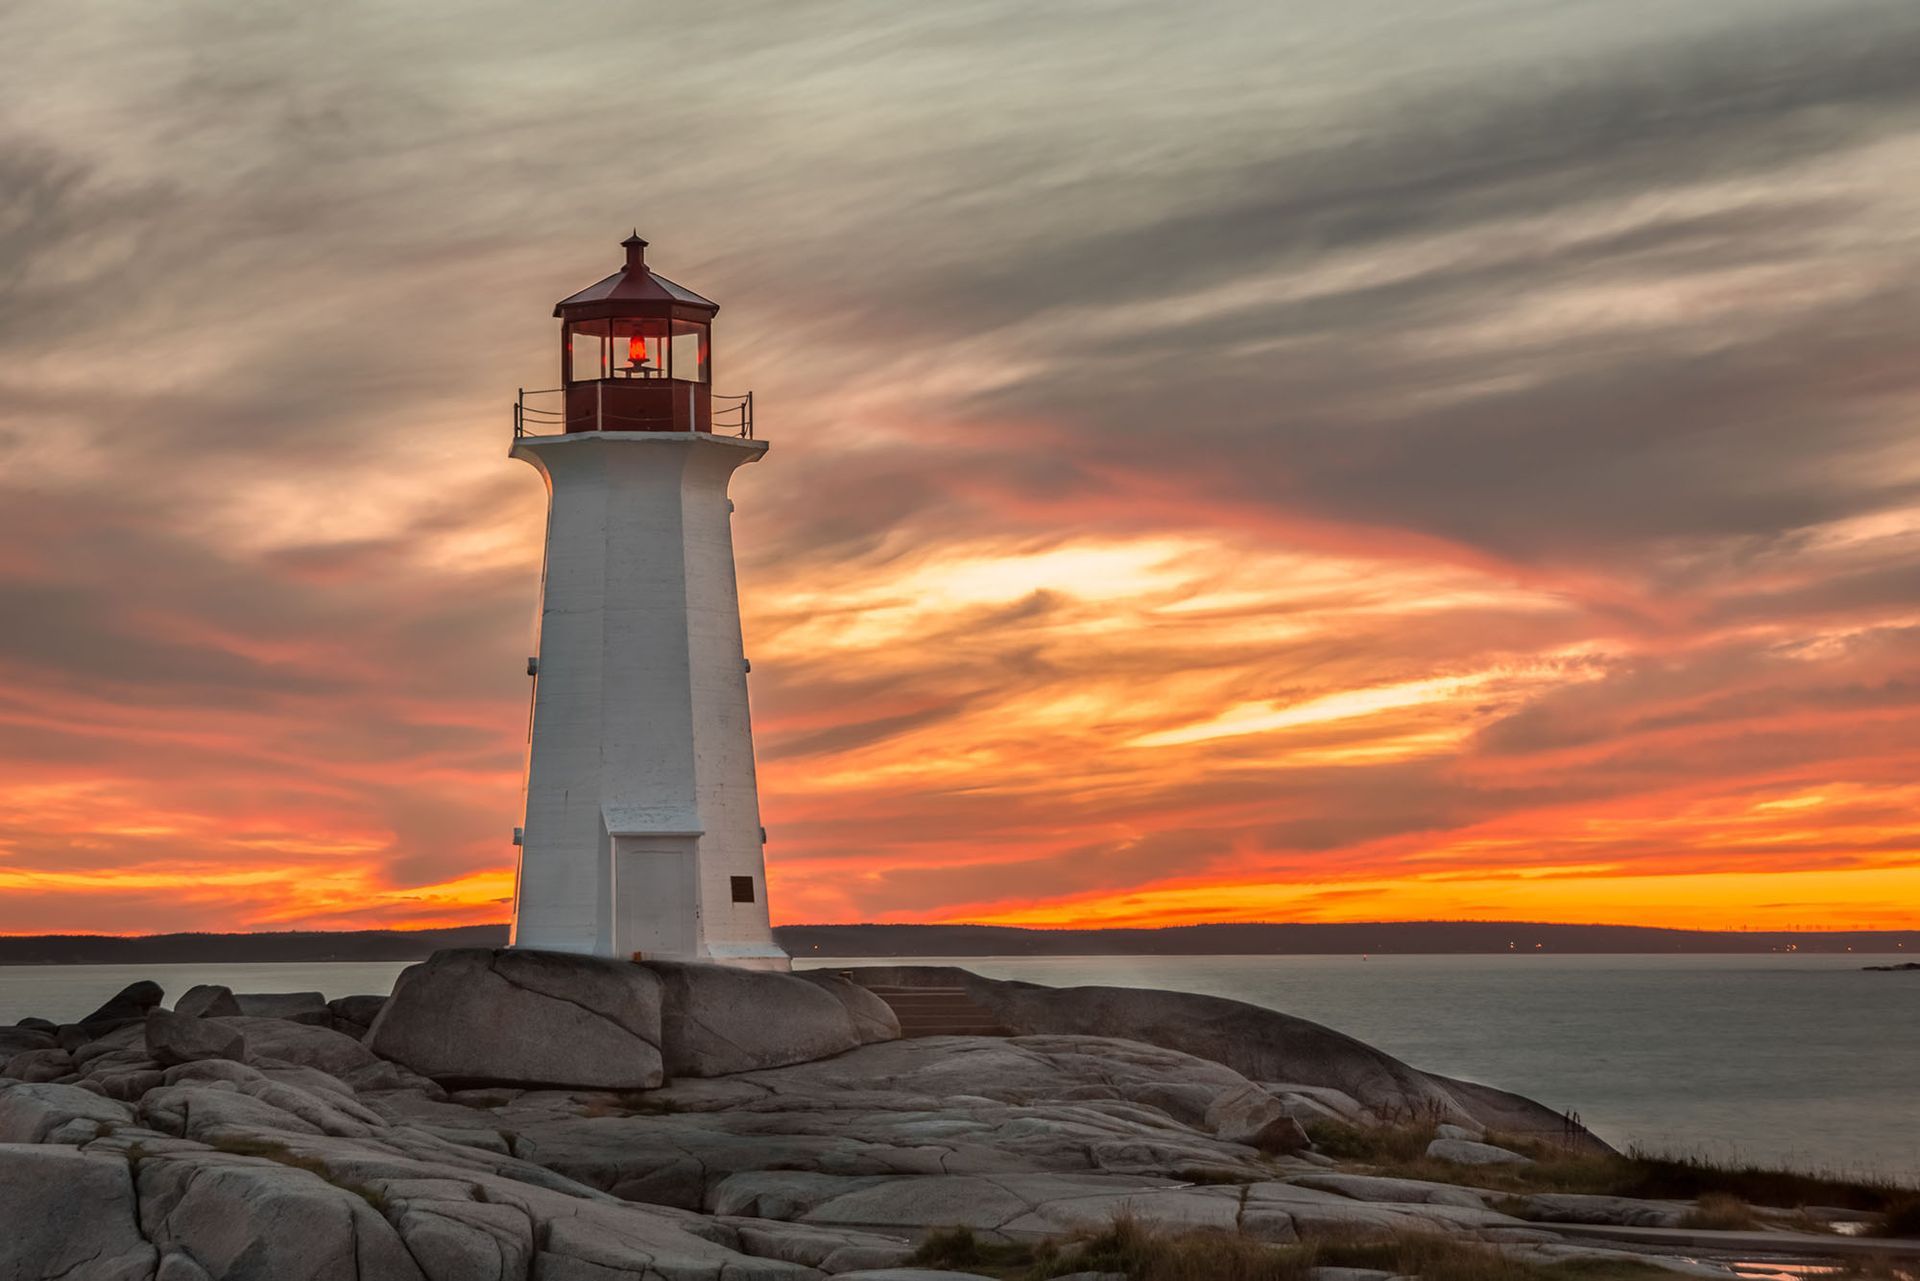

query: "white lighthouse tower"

left=507, top=233, right=787, bottom=970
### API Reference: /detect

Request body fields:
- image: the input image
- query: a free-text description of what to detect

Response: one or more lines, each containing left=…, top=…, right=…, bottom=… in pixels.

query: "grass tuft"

left=906, top=1225, right=1037, bottom=1275
left=1679, top=1192, right=1762, bottom=1231
left=1879, top=1196, right=1920, bottom=1239
left=1306, top=1120, right=1918, bottom=1213
left=1176, top=1166, right=1263, bottom=1186
left=1037, top=1211, right=1311, bottom=1281
left=1309, top=1119, right=1439, bottom=1163
left=913, top=1212, right=1737, bottom=1281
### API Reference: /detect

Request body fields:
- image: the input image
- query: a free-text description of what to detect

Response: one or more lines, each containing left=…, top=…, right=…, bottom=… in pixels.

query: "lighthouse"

left=507, top=234, right=787, bottom=970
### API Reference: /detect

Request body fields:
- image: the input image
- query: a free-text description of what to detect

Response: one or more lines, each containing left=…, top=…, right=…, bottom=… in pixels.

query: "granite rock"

left=645, top=959, right=899, bottom=1078
left=0, top=1025, right=56, bottom=1059
left=174, top=984, right=243, bottom=1018
left=0, top=1144, right=156, bottom=1280
left=841, top=968, right=1606, bottom=1148
left=78, top=979, right=165, bottom=1035
left=1427, top=1137, right=1535, bottom=1166
left=146, top=1008, right=246, bottom=1066
left=0, top=1080, right=135, bottom=1143
left=233, top=990, right=333, bottom=1025
left=368, top=948, right=665, bottom=1089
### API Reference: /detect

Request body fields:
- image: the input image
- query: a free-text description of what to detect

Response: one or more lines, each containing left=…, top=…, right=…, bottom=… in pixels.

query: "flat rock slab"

left=1295, top=1172, right=1491, bottom=1208
left=838, top=968, right=1606, bottom=1148
left=1427, top=1137, right=1533, bottom=1166
left=1518, top=1193, right=1689, bottom=1227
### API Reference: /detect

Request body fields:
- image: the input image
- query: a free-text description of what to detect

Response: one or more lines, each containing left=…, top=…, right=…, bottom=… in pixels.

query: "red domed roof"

left=553, top=234, right=718, bottom=319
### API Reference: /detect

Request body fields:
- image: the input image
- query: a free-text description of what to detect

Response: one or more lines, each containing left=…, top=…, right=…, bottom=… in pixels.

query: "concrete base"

left=615, top=947, right=791, bottom=973
left=703, top=951, right=792, bottom=973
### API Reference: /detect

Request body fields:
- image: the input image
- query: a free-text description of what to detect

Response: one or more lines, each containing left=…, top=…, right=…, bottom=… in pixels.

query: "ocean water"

left=4, top=952, right=1915, bottom=1182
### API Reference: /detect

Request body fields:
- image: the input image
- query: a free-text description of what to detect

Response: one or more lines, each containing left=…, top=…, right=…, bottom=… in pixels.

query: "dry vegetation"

left=1307, top=1119, right=1916, bottom=1214
left=908, top=1215, right=1681, bottom=1281
left=1677, top=1192, right=1762, bottom=1231
left=1880, top=1197, right=1920, bottom=1239
left=901, top=1122, right=1920, bottom=1280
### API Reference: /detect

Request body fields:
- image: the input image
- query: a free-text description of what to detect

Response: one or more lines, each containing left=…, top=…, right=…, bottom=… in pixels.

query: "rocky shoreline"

left=1, top=950, right=1912, bottom=1280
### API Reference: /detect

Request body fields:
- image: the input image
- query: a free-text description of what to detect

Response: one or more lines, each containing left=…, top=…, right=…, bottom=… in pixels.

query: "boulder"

left=217, top=1016, right=384, bottom=1077
left=0, top=1143, right=157, bottom=1279
left=0, top=1080, right=134, bottom=1142
left=367, top=948, right=664, bottom=1089
left=794, top=970, right=904, bottom=1042
left=94, top=1067, right=167, bottom=1102
left=0, top=1024, right=56, bottom=1059
left=328, top=993, right=387, bottom=1035
left=147, top=1008, right=246, bottom=1066
left=1203, top=1082, right=1312, bottom=1153
left=644, top=960, right=899, bottom=1077
left=74, top=1023, right=149, bottom=1069
left=1426, top=1137, right=1533, bottom=1166
left=233, top=990, right=333, bottom=1025
left=5, top=1046, right=76, bottom=1082
left=15, top=1016, right=57, bottom=1032
left=77, top=979, right=165, bottom=1034
left=174, top=983, right=243, bottom=1018
left=157, top=1253, right=215, bottom=1281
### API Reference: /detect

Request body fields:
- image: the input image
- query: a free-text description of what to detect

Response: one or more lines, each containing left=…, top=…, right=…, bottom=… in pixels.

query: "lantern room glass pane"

left=567, top=321, right=609, bottom=383
left=612, top=318, right=669, bottom=379
left=671, top=320, right=710, bottom=384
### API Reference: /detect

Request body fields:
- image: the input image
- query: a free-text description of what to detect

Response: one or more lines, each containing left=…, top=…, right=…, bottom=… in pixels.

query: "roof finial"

left=621, top=230, right=649, bottom=272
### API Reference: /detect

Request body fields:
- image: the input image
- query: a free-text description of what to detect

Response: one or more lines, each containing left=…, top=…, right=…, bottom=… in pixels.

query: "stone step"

left=896, top=1013, right=1004, bottom=1026
left=859, top=984, right=1013, bottom=1039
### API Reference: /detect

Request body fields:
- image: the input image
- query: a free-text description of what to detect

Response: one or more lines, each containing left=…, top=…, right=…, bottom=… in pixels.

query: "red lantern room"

left=541, top=233, right=747, bottom=436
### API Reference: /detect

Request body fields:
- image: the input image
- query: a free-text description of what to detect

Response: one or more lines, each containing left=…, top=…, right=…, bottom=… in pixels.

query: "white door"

left=611, top=838, right=699, bottom=960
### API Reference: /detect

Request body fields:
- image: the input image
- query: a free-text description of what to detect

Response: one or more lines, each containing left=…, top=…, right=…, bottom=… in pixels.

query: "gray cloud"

left=2, top=0, right=1918, bottom=928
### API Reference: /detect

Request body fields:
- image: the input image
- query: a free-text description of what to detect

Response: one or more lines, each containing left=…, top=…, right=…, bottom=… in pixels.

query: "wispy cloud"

left=1, top=0, right=1916, bottom=933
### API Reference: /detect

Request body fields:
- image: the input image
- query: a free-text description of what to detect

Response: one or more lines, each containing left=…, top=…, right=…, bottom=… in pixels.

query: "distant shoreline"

left=0, top=920, right=1915, bottom=964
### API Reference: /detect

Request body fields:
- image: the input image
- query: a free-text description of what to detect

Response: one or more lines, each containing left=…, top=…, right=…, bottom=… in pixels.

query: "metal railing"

left=513, top=387, right=753, bottom=440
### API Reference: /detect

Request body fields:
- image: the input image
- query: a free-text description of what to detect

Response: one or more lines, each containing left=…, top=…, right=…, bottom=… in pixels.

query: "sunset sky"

left=3, top=1, right=1918, bottom=936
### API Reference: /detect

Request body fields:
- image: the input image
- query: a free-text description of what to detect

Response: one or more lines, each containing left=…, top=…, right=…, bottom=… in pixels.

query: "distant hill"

left=1, top=920, right=1912, bottom=964
left=773, top=921, right=1920, bottom=956
left=0, top=925, right=508, bottom=966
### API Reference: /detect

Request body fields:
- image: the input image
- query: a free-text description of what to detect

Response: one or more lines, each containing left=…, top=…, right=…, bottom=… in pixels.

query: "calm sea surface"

left=5, top=953, right=1914, bottom=1182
